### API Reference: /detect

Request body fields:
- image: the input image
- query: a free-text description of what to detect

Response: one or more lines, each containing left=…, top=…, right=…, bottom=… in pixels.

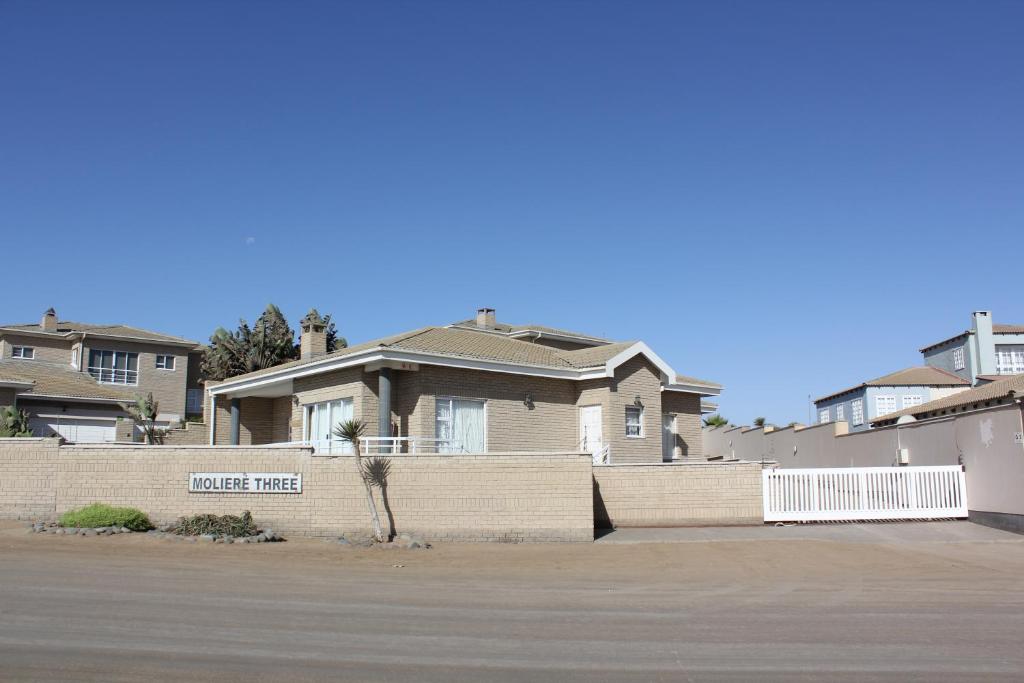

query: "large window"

left=952, top=347, right=965, bottom=371
left=902, top=395, right=924, bottom=409
left=88, top=350, right=139, bottom=385
left=851, top=399, right=864, bottom=426
left=305, top=399, right=354, bottom=454
left=186, top=389, right=203, bottom=414
left=625, top=405, right=644, bottom=438
left=995, top=345, right=1024, bottom=375
left=875, top=395, right=897, bottom=417
left=819, top=408, right=830, bottom=424
left=436, top=397, right=486, bottom=453
left=11, top=346, right=34, bottom=359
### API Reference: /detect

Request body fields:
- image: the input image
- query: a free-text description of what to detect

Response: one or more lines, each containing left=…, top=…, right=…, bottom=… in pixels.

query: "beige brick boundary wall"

left=0, top=439, right=593, bottom=542
left=593, top=462, right=763, bottom=528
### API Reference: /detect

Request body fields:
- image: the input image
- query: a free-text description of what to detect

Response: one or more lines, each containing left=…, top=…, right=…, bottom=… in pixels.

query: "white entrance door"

left=579, top=405, right=603, bottom=463
left=662, top=414, right=676, bottom=462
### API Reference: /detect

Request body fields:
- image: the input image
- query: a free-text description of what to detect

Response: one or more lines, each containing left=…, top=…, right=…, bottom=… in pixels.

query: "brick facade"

left=0, top=438, right=594, bottom=542
left=216, top=358, right=706, bottom=463
left=593, top=462, right=763, bottom=527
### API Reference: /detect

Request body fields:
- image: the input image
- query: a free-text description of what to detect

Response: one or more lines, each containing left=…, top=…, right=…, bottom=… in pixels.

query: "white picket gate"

left=762, top=466, right=968, bottom=522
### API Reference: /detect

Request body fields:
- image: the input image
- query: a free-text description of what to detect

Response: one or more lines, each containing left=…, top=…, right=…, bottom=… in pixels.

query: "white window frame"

left=11, top=346, right=34, bottom=359
left=435, top=396, right=488, bottom=454
left=819, top=408, right=830, bottom=424
left=902, top=395, right=923, bottom=409
left=952, top=347, right=965, bottom=371
left=72, top=346, right=80, bottom=368
left=851, top=399, right=864, bottom=426
left=87, top=349, right=139, bottom=386
left=995, top=345, right=1024, bottom=375
left=835, top=404, right=845, bottom=421
left=304, top=398, right=354, bottom=454
left=875, top=395, right=897, bottom=417
left=625, top=405, right=644, bottom=438
left=155, top=354, right=176, bottom=370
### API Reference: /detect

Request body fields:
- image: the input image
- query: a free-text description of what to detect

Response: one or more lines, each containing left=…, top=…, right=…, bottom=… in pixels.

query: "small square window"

left=155, top=355, right=175, bottom=370
left=12, top=346, right=34, bottom=359
left=625, top=405, right=643, bottom=438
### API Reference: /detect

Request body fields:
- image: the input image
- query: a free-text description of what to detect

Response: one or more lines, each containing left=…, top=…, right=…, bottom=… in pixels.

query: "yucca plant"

left=333, top=419, right=385, bottom=543
left=124, top=392, right=163, bottom=444
left=0, top=406, right=33, bottom=437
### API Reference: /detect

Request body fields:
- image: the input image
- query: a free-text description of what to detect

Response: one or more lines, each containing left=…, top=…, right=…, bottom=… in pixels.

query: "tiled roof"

left=215, top=327, right=644, bottom=387
left=449, top=319, right=610, bottom=343
left=871, top=374, right=1024, bottom=424
left=816, top=366, right=970, bottom=403
left=675, top=374, right=722, bottom=389
left=919, top=322, right=1024, bottom=352
left=0, top=361, right=132, bottom=401
left=0, top=321, right=197, bottom=346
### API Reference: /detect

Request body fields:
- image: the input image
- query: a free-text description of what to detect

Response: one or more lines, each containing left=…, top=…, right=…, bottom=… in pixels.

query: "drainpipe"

left=209, top=393, right=217, bottom=445
left=379, top=367, right=392, bottom=453
left=229, top=397, right=241, bottom=446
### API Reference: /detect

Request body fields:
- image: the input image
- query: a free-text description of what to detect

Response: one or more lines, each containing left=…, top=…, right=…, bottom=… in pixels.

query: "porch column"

left=378, top=368, right=392, bottom=453
left=229, top=397, right=241, bottom=446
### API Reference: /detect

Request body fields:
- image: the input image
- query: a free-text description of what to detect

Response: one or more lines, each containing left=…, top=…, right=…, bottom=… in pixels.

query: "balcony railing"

left=286, top=436, right=459, bottom=456
left=87, top=367, right=138, bottom=386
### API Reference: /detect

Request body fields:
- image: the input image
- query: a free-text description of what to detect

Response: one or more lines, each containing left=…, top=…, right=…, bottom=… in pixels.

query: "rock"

left=336, top=537, right=351, bottom=546
left=199, top=534, right=216, bottom=543
left=184, top=537, right=197, bottom=543
left=82, top=529, right=96, bottom=537
left=223, top=537, right=233, bottom=544
left=254, top=535, right=264, bottom=543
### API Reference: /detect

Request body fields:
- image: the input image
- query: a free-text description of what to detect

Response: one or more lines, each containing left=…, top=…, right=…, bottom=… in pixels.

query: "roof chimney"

left=973, top=311, right=995, bottom=375
left=41, top=308, right=58, bottom=332
left=299, top=309, right=327, bottom=360
left=475, top=308, right=496, bottom=328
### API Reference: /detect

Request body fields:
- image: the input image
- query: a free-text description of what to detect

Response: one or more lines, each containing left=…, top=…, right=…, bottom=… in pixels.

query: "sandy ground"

left=1, top=520, right=1023, bottom=681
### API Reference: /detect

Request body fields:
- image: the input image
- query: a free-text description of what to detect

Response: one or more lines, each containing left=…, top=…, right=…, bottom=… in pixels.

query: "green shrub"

left=173, top=511, right=257, bottom=537
left=59, top=503, right=153, bottom=531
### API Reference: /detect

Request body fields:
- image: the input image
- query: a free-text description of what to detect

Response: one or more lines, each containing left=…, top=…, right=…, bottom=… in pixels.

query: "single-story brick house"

left=207, top=309, right=721, bottom=464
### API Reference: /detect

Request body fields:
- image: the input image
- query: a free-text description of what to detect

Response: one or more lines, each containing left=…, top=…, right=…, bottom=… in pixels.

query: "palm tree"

left=703, top=414, right=729, bottom=428
left=333, top=419, right=385, bottom=543
left=753, top=417, right=766, bottom=427
left=124, top=393, right=163, bottom=444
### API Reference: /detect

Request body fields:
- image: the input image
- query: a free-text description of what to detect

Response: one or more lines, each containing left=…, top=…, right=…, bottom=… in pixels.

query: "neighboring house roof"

left=871, top=373, right=1024, bottom=425
left=0, top=361, right=130, bottom=402
left=675, top=374, right=722, bottom=390
left=209, top=325, right=720, bottom=398
left=0, top=321, right=198, bottom=346
left=919, top=322, right=1024, bottom=353
left=815, top=366, right=970, bottom=403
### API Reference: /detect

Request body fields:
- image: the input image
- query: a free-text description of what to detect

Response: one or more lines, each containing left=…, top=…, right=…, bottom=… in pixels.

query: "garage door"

left=29, top=419, right=116, bottom=443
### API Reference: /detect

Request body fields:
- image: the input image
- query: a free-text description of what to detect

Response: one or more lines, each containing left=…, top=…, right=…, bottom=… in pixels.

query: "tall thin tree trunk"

left=354, top=442, right=385, bottom=542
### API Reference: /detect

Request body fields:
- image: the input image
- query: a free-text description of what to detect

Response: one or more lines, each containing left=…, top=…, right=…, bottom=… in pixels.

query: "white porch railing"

left=286, top=436, right=458, bottom=456
left=762, top=466, right=968, bottom=522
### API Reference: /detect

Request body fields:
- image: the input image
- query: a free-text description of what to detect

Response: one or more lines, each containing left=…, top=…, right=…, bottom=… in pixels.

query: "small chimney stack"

left=300, top=309, right=328, bottom=360
left=41, top=308, right=58, bottom=332
left=475, top=307, right=496, bottom=328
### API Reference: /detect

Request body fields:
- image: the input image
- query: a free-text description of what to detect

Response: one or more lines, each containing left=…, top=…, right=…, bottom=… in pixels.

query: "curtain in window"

left=452, top=399, right=485, bottom=453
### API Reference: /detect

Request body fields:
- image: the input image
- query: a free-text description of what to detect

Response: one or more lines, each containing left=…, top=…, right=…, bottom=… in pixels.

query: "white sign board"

left=189, top=472, right=302, bottom=494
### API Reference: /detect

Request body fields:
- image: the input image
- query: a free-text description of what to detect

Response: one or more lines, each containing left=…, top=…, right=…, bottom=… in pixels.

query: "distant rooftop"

left=815, top=366, right=969, bottom=404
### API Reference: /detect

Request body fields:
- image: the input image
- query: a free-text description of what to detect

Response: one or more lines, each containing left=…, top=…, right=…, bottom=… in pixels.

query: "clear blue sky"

left=2, top=1, right=1021, bottom=425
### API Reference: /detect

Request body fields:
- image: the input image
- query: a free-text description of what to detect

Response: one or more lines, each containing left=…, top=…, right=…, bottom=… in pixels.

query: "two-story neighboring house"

left=0, top=309, right=202, bottom=442
left=813, top=367, right=970, bottom=433
left=205, top=308, right=722, bottom=464
left=921, top=311, right=1024, bottom=385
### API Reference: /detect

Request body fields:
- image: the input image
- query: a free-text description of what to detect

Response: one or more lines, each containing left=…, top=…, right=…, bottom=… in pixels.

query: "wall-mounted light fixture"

left=633, top=395, right=643, bottom=407
left=524, top=392, right=534, bottom=408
